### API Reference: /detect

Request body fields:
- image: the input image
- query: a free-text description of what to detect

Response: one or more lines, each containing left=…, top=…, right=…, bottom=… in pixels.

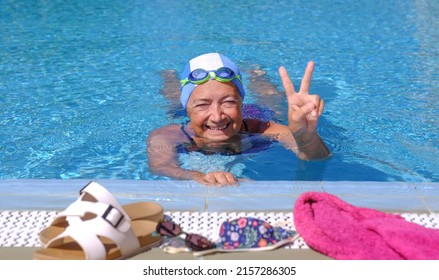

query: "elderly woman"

left=147, top=53, right=330, bottom=186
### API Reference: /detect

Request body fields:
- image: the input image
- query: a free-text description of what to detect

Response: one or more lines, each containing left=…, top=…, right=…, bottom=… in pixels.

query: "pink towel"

left=293, top=192, right=439, bottom=260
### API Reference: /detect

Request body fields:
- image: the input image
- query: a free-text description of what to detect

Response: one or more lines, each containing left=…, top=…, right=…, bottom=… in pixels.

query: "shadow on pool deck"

left=0, top=246, right=332, bottom=260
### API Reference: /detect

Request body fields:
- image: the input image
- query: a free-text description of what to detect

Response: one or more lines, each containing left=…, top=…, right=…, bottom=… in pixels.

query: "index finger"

left=278, top=66, right=297, bottom=95
left=299, top=61, right=315, bottom=94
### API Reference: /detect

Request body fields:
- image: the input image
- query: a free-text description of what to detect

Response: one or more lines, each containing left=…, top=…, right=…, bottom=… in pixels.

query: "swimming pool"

left=1, top=0, right=438, bottom=183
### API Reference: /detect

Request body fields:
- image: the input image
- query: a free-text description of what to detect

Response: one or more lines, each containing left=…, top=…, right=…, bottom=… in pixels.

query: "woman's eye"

left=223, top=100, right=237, bottom=107
left=194, top=103, right=209, bottom=109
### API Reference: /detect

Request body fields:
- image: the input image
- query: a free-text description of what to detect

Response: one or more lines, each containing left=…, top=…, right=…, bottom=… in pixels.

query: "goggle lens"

left=190, top=69, right=210, bottom=81
left=215, top=67, right=234, bottom=79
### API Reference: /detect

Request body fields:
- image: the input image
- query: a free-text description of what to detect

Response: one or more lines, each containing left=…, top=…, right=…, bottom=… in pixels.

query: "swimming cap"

left=180, top=53, right=245, bottom=109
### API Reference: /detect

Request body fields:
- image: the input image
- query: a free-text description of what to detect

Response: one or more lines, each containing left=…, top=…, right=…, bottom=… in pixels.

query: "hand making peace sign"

left=279, top=61, right=325, bottom=145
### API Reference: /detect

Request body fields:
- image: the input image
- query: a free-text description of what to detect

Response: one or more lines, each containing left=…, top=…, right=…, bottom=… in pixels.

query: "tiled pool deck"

left=0, top=179, right=438, bottom=260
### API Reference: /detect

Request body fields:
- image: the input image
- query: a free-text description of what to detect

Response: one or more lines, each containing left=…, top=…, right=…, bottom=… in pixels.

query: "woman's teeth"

left=207, top=124, right=228, bottom=130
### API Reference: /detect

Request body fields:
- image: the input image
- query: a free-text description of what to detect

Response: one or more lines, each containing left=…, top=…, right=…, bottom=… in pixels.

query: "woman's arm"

left=255, top=120, right=330, bottom=160
left=146, top=124, right=239, bottom=186
left=147, top=124, right=199, bottom=179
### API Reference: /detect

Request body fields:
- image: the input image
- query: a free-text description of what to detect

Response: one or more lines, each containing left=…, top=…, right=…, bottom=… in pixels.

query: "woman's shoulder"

left=147, top=124, right=185, bottom=143
left=149, top=123, right=182, bottom=134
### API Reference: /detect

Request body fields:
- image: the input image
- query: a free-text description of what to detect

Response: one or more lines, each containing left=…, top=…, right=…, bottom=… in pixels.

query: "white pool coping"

left=0, top=179, right=438, bottom=212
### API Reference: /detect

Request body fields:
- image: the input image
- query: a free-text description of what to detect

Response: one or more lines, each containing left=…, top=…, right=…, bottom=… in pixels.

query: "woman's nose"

left=209, top=104, right=224, bottom=122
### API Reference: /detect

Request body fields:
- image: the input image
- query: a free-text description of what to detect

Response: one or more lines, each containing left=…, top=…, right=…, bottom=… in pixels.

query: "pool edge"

left=0, top=179, right=437, bottom=213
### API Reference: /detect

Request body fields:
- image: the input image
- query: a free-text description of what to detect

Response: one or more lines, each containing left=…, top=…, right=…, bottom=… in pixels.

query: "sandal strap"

left=61, top=201, right=132, bottom=232
left=79, top=181, right=129, bottom=217
left=51, top=181, right=129, bottom=227
left=46, top=202, right=140, bottom=260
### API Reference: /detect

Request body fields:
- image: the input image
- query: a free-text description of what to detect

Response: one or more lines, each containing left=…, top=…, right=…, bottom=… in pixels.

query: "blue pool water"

left=1, top=0, right=438, bottom=182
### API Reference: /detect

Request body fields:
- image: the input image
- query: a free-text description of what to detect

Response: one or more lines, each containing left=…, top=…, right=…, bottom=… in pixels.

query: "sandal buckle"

left=102, top=205, right=124, bottom=229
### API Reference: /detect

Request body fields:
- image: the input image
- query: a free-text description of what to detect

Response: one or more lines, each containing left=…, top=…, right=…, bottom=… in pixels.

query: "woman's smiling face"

left=186, top=80, right=243, bottom=143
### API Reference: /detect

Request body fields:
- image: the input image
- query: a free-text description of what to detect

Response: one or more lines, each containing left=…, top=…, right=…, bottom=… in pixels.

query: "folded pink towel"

left=293, top=192, right=439, bottom=260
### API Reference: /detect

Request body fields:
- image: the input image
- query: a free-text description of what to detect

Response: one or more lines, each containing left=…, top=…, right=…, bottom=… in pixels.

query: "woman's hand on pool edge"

left=192, top=171, right=239, bottom=187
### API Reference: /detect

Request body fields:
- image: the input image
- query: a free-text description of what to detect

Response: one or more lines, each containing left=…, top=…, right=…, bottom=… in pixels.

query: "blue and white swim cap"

left=180, top=53, right=246, bottom=109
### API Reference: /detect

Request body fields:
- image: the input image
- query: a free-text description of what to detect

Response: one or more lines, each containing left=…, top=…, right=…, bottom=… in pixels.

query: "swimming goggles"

left=180, top=67, right=242, bottom=87
left=156, top=220, right=216, bottom=251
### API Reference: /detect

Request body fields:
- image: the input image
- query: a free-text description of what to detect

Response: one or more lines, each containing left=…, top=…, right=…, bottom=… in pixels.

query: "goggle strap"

left=180, top=75, right=241, bottom=86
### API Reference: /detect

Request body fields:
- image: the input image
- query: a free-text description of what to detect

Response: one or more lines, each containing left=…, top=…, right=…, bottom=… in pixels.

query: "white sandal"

left=39, top=181, right=163, bottom=246
left=33, top=199, right=161, bottom=260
